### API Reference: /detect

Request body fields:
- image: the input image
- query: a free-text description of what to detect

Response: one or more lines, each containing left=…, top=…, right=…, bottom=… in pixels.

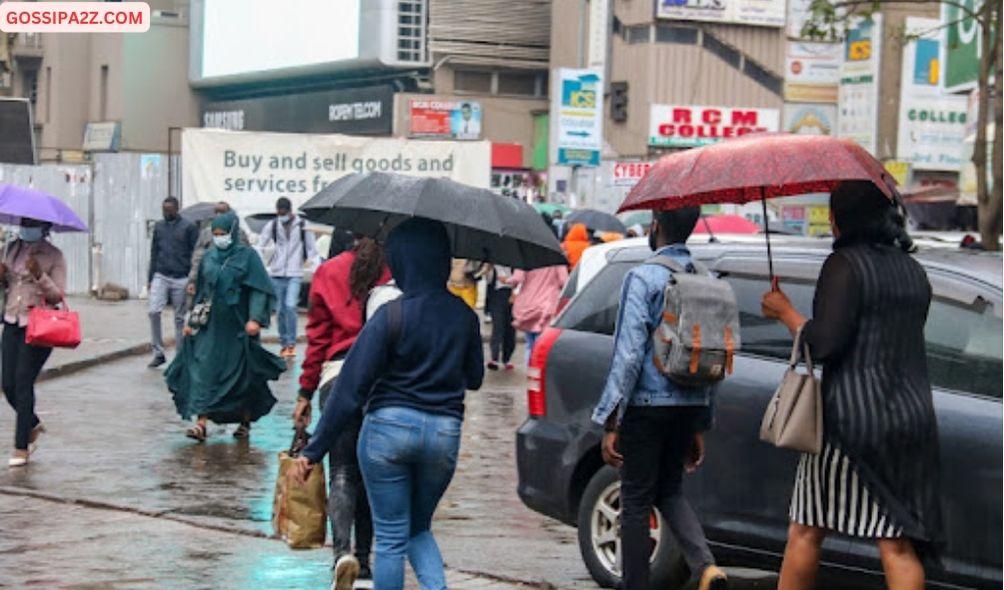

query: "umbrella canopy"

left=533, top=202, right=571, bottom=217
left=300, top=172, right=566, bottom=270
left=619, top=134, right=896, bottom=213
left=180, top=201, right=218, bottom=224
left=0, top=184, right=88, bottom=232
left=565, top=208, right=627, bottom=234
left=693, top=214, right=760, bottom=235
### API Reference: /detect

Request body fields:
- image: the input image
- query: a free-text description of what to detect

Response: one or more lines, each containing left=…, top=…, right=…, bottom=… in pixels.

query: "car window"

left=723, top=274, right=815, bottom=360
left=556, top=262, right=633, bottom=335
left=925, top=295, right=1003, bottom=398
left=561, top=265, right=581, bottom=301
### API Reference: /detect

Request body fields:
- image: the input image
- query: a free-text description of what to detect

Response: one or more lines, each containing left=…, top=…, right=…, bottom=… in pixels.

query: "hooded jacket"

left=303, top=218, right=484, bottom=464
left=562, top=223, right=591, bottom=268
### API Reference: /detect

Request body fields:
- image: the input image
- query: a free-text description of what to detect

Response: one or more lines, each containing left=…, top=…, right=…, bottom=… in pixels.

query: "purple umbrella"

left=0, top=184, right=88, bottom=232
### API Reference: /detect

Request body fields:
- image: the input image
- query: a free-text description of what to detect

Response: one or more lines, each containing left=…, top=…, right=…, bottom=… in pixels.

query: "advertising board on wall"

left=648, top=105, right=780, bottom=148
left=202, top=86, right=395, bottom=136
left=783, top=103, right=837, bottom=135
left=941, top=0, right=981, bottom=93
left=784, top=42, right=841, bottom=102
left=898, top=17, right=968, bottom=171
left=182, top=128, right=491, bottom=214
left=550, top=68, right=604, bottom=166
left=656, top=0, right=785, bottom=28
left=409, top=99, right=482, bottom=140
left=612, top=161, right=654, bottom=187
left=837, top=14, right=882, bottom=155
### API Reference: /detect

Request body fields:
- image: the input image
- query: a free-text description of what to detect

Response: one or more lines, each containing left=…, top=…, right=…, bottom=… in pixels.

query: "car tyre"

left=577, top=465, right=689, bottom=589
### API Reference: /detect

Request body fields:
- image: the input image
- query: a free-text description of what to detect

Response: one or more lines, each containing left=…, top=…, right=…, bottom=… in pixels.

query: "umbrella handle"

left=761, top=195, right=774, bottom=283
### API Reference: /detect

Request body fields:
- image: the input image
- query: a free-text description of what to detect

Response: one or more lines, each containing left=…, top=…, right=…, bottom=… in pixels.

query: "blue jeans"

left=524, top=331, right=540, bottom=364
left=270, top=277, right=301, bottom=347
left=358, top=406, right=462, bottom=590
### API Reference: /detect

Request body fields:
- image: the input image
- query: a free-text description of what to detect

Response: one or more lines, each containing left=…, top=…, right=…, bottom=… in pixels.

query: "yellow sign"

left=808, top=205, right=830, bottom=225
left=848, top=39, right=871, bottom=61
left=883, top=160, right=912, bottom=186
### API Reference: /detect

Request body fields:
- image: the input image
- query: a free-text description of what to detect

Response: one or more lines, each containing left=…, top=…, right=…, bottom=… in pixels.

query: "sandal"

left=233, top=423, right=251, bottom=439
left=186, top=423, right=208, bottom=442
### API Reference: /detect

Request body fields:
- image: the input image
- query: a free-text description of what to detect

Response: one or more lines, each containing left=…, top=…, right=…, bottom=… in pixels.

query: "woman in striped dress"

left=761, top=181, right=942, bottom=590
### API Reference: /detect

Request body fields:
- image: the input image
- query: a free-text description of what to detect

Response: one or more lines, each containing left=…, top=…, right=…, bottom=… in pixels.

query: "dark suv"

left=516, top=238, right=1002, bottom=589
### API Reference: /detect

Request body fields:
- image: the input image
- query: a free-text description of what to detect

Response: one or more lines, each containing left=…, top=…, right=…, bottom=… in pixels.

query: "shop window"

left=454, top=70, right=493, bottom=93
left=626, top=25, right=650, bottom=44
left=498, top=72, right=537, bottom=96
left=656, top=25, right=698, bottom=45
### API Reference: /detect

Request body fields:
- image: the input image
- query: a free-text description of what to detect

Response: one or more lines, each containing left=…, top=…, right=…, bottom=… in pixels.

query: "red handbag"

left=26, top=299, right=81, bottom=349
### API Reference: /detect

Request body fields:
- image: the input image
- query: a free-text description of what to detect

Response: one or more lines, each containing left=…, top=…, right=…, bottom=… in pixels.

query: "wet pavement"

left=0, top=343, right=775, bottom=589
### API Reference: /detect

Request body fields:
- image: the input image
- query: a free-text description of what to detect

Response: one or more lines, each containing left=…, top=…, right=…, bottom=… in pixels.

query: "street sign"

left=550, top=68, right=604, bottom=167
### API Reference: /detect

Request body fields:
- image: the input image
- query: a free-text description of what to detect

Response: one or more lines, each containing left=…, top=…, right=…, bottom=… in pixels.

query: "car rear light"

left=527, top=327, right=562, bottom=418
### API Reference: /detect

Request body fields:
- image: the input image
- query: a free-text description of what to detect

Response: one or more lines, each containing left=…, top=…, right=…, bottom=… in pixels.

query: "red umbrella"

left=619, top=134, right=897, bottom=279
left=693, top=214, right=760, bottom=235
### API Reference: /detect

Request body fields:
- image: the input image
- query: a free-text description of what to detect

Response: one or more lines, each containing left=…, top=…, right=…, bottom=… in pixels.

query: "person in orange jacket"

left=562, top=223, right=591, bottom=268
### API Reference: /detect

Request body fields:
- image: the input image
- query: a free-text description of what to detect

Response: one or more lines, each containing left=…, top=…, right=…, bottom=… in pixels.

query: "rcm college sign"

left=649, top=105, right=780, bottom=147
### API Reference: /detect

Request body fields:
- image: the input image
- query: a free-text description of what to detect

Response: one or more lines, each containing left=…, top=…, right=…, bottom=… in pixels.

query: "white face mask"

left=19, top=227, right=44, bottom=243
left=277, top=214, right=291, bottom=223
left=213, top=234, right=233, bottom=250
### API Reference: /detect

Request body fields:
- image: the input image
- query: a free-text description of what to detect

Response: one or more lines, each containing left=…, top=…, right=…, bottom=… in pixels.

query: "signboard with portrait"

left=550, top=68, right=604, bottom=166
left=784, top=42, right=841, bottom=103
left=409, top=99, right=483, bottom=140
left=648, top=104, right=780, bottom=148
left=656, top=0, right=785, bottom=28
left=837, top=14, right=882, bottom=155
left=898, top=17, right=968, bottom=171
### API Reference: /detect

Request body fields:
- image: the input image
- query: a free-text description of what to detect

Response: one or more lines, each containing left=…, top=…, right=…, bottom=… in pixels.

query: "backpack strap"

left=645, top=254, right=710, bottom=276
left=300, top=221, right=307, bottom=261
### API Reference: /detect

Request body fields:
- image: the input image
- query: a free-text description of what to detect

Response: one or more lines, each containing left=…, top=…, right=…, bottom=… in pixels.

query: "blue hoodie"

left=303, top=219, right=484, bottom=463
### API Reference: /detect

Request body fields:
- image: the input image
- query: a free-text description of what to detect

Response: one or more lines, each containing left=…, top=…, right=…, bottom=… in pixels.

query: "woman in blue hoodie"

left=297, top=218, right=484, bottom=590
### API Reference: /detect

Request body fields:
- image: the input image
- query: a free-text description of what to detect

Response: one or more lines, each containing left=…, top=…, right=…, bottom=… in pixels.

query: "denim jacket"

left=591, top=244, right=713, bottom=428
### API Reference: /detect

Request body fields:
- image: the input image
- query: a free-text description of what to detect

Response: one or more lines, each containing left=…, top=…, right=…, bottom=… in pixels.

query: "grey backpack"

left=647, top=255, right=741, bottom=386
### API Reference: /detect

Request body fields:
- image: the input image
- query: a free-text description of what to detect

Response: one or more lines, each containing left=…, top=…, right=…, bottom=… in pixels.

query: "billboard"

left=550, top=68, right=604, bottom=166
left=837, top=14, right=882, bottom=155
left=784, top=42, right=841, bottom=102
left=649, top=105, right=780, bottom=148
left=898, top=18, right=968, bottom=171
left=409, top=100, right=483, bottom=140
left=181, top=129, right=491, bottom=214
left=941, top=0, right=981, bottom=92
left=0, top=98, right=35, bottom=164
left=656, top=0, right=785, bottom=28
left=783, top=103, right=837, bottom=135
left=189, top=0, right=426, bottom=86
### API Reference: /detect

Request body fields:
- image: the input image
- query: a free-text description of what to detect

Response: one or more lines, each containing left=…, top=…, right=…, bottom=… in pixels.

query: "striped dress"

left=790, top=242, right=942, bottom=545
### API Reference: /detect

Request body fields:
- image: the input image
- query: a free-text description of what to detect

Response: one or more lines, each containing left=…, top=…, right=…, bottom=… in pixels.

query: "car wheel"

left=576, top=466, right=689, bottom=589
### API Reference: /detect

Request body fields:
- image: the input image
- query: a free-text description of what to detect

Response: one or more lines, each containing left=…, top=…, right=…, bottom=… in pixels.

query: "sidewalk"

left=41, top=296, right=308, bottom=381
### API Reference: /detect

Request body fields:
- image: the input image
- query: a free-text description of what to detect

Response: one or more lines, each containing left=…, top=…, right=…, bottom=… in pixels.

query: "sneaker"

left=504, top=363, right=515, bottom=371
left=8, top=453, right=28, bottom=468
left=357, top=564, right=372, bottom=580
left=698, top=565, right=728, bottom=590
left=281, top=346, right=297, bottom=359
left=147, top=354, right=166, bottom=368
left=487, top=361, right=500, bottom=371
left=331, top=554, right=360, bottom=590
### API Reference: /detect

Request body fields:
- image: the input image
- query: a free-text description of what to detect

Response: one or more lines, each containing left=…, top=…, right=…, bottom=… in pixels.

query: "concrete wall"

left=550, top=0, right=589, bottom=69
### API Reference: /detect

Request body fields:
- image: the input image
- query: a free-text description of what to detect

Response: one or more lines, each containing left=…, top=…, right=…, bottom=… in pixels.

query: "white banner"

left=897, top=17, right=968, bottom=171
left=784, top=42, right=841, bottom=102
left=656, top=0, right=785, bottom=28
left=181, top=128, right=491, bottom=214
left=837, top=14, right=882, bottom=155
left=649, top=104, right=780, bottom=148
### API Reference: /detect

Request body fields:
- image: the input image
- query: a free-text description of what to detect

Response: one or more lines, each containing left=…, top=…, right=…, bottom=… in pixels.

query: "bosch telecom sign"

left=648, top=104, right=780, bottom=147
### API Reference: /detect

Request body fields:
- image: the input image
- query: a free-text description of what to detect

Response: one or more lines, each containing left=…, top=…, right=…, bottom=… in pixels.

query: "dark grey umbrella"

left=299, top=172, right=566, bottom=270
left=565, top=208, right=627, bottom=234
left=180, top=201, right=218, bottom=224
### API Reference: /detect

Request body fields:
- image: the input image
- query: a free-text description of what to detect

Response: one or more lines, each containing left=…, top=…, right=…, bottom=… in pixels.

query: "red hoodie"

left=299, top=251, right=391, bottom=395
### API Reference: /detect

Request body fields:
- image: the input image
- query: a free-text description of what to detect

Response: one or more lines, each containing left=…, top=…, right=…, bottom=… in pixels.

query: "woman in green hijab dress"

left=166, top=212, right=285, bottom=441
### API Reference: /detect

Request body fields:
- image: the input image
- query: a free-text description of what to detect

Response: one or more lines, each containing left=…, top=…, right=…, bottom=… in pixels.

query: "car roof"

left=599, top=235, right=1002, bottom=289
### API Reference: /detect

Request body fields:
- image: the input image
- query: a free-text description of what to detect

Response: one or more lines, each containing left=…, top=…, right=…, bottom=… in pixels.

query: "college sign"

left=550, top=68, right=604, bottom=166
left=648, top=105, right=780, bottom=148
left=941, top=0, right=982, bottom=92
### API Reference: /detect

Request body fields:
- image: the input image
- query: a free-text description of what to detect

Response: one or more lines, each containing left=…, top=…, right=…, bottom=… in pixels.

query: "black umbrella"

left=179, top=202, right=218, bottom=224
left=565, top=208, right=627, bottom=234
left=299, top=172, right=566, bottom=270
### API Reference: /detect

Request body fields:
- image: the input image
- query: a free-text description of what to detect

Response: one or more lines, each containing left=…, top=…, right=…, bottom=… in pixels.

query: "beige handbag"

left=759, top=328, right=823, bottom=454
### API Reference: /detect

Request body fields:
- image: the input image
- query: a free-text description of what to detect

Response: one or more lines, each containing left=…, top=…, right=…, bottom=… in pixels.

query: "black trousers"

left=619, top=406, right=714, bottom=589
left=488, top=288, right=515, bottom=363
left=2, top=323, right=51, bottom=451
left=320, top=383, right=373, bottom=567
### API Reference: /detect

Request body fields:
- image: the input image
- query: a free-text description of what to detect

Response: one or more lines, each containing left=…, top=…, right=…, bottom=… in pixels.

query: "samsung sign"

left=203, top=86, right=394, bottom=135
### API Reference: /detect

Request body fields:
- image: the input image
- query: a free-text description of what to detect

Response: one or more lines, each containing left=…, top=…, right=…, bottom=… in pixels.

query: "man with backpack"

left=591, top=207, right=738, bottom=590
left=256, top=197, right=320, bottom=358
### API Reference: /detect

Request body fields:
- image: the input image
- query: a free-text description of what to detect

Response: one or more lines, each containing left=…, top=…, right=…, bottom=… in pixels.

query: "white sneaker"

left=8, top=456, right=28, bottom=467
left=331, top=555, right=360, bottom=590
